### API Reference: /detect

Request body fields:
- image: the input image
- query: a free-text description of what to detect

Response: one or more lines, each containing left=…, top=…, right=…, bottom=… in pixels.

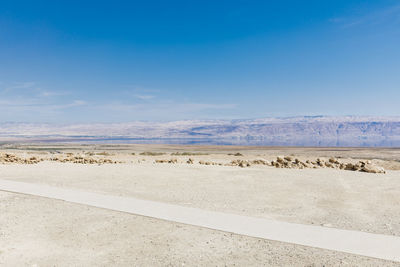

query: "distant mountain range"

left=1, top=116, right=400, bottom=147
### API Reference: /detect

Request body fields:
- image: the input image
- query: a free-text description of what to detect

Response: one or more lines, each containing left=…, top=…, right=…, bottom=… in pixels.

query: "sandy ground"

left=1, top=162, right=399, bottom=236
left=1, top=191, right=399, bottom=266
left=3, top=143, right=400, bottom=158
left=1, top=144, right=400, bottom=265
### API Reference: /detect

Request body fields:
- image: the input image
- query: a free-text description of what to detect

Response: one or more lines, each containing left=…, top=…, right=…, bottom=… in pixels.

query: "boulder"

left=276, top=157, right=284, bottom=164
left=361, top=164, right=386, bottom=174
left=284, top=156, right=293, bottom=162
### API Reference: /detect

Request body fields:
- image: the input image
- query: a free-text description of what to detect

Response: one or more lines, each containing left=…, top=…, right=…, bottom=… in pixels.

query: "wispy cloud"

left=39, top=90, right=69, bottom=97
left=0, top=82, right=69, bottom=98
left=330, top=4, right=400, bottom=28
left=0, top=98, right=42, bottom=107
left=0, top=98, right=236, bottom=122
left=2, top=81, right=36, bottom=93
left=123, top=85, right=161, bottom=93
left=1, top=81, right=69, bottom=98
left=0, top=81, right=87, bottom=121
left=100, top=101, right=235, bottom=112
left=0, top=98, right=87, bottom=109
left=49, top=100, right=87, bottom=110
left=0, top=81, right=236, bottom=122
left=134, top=94, right=155, bottom=100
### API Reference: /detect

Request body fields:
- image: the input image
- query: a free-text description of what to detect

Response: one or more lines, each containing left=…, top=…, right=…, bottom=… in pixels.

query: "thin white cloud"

left=123, top=85, right=161, bottom=93
left=95, top=101, right=237, bottom=117
left=2, top=81, right=36, bottom=93
left=0, top=98, right=87, bottom=109
left=39, top=90, right=69, bottom=97
left=330, top=4, right=400, bottom=28
left=134, top=94, right=155, bottom=100
left=0, top=81, right=236, bottom=121
left=49, top=100, right=87, bottom=110
left=0, top=99, right=41, bottom=107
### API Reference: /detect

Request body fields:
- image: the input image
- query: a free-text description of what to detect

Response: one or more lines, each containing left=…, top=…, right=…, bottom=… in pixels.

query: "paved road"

left=1, top=179, right=399, bottom=263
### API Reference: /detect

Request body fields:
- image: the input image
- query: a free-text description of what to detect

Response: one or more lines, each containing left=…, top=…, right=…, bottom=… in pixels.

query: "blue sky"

left=0, top=0, right=399, bottom=122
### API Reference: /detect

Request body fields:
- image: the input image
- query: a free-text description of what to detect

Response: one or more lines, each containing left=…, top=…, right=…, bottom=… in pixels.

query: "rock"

left=274, top=162, right=282, bottom=168
left=268, top=156, right=386, bottom=173
left=230, top=159, right=251, bottom=168
left=354, top=162, right=362, bottom=169
left=329, top=157, right=339, bottom=164
left=238, top=161, right=250, bottom=168
left=199, top=160, right=215, bottom=165
left=283, top=161, right=291, bottom=168
left=251, top=159, right=270, bottom=165
left=155, top=159, right=177, bottom=164
left=316, top=158, right=325, bottom=167
left=0, top=153, right=42, bottom=164
left=361, top=164, right=386, bottom=174
left=325, top=162, right=334, bottom=168
left=284, top=156, right=293, bottom=162
left=345, top=163, right=357, bottom=171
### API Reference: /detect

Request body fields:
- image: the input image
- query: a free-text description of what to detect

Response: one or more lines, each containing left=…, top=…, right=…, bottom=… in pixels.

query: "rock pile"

left=271, top=156, right=385, bottom=173
left=345, top=161, right=386, bottom=174
left=0, top=153, right=43, bottom=164
left=271, top=156, right=308, bottom=169
left=229, top=159, right=251, bottom=167
left=250, top=159, right=271, bottom=165
left=199, top=160, right=223, bottom=166
left=50, top=155, right=118, bottom=164
left=228, top=159, right=272, bottom=168
left=0, top=152, right=120, bottom=165
left=155, top=159, right=178, bottom=164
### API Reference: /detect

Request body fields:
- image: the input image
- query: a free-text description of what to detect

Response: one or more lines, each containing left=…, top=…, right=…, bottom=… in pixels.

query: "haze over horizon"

left=1, top=0, right=400, bottom=123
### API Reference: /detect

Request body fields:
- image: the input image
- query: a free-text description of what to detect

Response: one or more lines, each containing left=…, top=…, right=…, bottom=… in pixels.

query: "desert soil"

left=1, top=191, right=399, bottom=266
left=1, top=144, right=400, bottom=266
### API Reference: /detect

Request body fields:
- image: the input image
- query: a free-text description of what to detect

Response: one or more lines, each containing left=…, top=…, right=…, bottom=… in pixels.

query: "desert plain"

left=1, top=143, right=400, bottom=266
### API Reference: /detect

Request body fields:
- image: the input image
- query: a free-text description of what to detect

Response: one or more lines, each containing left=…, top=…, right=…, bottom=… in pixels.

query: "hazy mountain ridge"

left=1, top=116, right=400, bottom=146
